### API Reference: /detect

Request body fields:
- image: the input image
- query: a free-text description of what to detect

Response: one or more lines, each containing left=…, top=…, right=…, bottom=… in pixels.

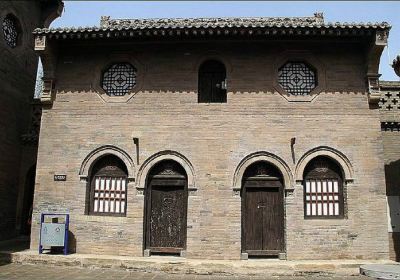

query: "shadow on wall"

left=386, top=159, right=400, bottom=196
left=68, top=230, right=76, bottom=254
left=386, top=159, right=400, bottom=262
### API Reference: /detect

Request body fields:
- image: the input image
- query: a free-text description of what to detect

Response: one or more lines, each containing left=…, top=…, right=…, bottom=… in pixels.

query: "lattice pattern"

left=278, top=62, right=317, bottom=96
left=2, top=15, right=18, bottom=48
left=305, top=179, right=340, bottom=217
left=381, top=122, right=400, bottom=131
left=102, top=63, right=137, bottom=96
left=379, top=91, right=400, bottom=111
left=93, top=176, right=126, bottom=214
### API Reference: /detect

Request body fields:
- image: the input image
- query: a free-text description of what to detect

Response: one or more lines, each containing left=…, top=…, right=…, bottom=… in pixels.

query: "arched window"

left=198, top=60, right=227, bottom=103
left=87, top=155, right=128, bottom=216
left=2, top=14, right=20, bottom=48
left=303, top=156, right=344, bottom=218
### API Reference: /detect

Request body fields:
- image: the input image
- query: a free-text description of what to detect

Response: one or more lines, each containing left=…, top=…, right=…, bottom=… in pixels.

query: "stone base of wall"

left=0, top=250, right=395, bottom=277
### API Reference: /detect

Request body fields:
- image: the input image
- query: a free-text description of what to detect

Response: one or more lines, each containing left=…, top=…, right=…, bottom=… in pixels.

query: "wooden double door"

left=242, top=177, right=284, bottom=257
left=145, top=162, right=188, bottom=255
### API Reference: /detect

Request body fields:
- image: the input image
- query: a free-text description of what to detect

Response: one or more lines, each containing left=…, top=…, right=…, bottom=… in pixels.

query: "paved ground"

left=0, top=263, right=371, bottom=280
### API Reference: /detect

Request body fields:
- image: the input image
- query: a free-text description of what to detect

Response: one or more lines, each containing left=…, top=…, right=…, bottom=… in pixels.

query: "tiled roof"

left=100, top=15, right=326, bottom=29
left=33, top=13, right=390, bottom=35
left=380, top=81, right=400, bottom=89
left=98, top=15, right=389, bottom=29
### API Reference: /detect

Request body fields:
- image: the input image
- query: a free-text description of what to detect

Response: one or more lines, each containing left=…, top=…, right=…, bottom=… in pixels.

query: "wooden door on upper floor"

left=198, top=60, right=226, bottom=103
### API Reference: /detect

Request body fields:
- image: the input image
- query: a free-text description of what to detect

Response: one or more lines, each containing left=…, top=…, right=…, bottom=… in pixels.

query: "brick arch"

left=194, top=52, right=233, bottom=75
left=295, top=146, right=354, bottom=182
left=137, top=151, right=195, bottom=189
left=233, top=152, right=294, bottom=190
left=79, top=145, right=135, bottom=181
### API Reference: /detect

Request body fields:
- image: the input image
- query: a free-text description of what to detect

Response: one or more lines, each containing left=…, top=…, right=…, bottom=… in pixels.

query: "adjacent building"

left=0, top=0, right=63, bottom=240
left=380, top=80, right=400, bottom=261
left=30, top=14, right=392, bottom=260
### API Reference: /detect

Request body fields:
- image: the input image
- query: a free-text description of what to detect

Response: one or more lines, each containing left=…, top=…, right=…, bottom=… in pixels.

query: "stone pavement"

left=0, top=263, right=371, bottom=280
left=2, top=250, right=389, bottom=277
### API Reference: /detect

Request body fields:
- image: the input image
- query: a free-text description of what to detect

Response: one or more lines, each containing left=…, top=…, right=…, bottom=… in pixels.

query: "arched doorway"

left=241, top=161, right=285, bottom=258
left=144, top=160, right=188, bottom=255
left=198, top=60, right=227, bottom=103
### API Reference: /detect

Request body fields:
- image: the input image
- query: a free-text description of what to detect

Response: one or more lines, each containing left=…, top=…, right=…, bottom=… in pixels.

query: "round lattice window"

left=2, top=15, right=19, bottom=48
left=101, top=63, right=137, bottom=96
left=278, top=62, right=317, bottom=96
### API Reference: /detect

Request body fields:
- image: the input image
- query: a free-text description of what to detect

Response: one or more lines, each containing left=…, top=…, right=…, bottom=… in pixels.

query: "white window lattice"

left=278, top=62, right=317, bottom=96
left=101, top=63, right=137, bottom=96
left=93, top=176, right=127, bottom=214
left=305, top=179, right=340, bottom=217
left=2, top=15, right=18, bottom=48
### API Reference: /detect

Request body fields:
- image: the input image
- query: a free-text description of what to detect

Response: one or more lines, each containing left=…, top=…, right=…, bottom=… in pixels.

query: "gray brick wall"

left=380, top=85, right=400, bottom=261
left=31, top=41, right=389, bottom=260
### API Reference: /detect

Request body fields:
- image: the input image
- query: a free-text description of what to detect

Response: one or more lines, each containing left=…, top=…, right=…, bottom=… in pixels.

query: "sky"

left=51, top=1, right=400, bottom=81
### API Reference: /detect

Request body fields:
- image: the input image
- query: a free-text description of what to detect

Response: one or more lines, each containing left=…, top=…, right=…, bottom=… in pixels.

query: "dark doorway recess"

left=144, top=160, right=188, bottom=256
left=198, top=60, right=227, bottom=103
left=241, top=161, right=285, bottom=258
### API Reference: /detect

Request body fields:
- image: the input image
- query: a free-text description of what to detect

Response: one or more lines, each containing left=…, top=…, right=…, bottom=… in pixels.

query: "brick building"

left=0, top=0, right=63, bottom=241
left=30, top=14, right=393, bottom=260
left=380, top=80, right=400, bottom=261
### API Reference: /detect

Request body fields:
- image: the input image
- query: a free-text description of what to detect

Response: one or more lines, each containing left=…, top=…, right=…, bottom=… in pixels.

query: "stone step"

left=0, top=250, right=396, bottom=277
left=360, top=264, right=400, bottom=279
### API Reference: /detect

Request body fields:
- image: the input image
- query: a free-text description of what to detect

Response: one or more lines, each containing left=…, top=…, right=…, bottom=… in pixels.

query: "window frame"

left=92, top=55, right=144, bottom=103
left=278, top=61, right=318, bottom=96
left=303, top=158, right=345, bottom=219
left=87, top=156, right=128, bottom=217
left=2, top=13, right=21, bottom=49
left=272, top=51, right=326, bottom=102
left=101, top=62, right=137, bottom=97
left=198, top=60, right=227, bottom=103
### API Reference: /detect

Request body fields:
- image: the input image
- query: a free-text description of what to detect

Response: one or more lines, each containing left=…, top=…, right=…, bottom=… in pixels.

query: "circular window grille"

left=278, top=62, right=317, bottom=96
left=102, top=63, right=137, bottom=96
left=2, top=15, right=19, bottom=48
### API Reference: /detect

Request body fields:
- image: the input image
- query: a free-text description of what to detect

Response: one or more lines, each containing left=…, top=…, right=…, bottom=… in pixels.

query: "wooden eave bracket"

left=367, top=73, right=382, bottom=104
left=366, top=30, right=389, bottom=105
left=35, top=35, right=58, bottom=104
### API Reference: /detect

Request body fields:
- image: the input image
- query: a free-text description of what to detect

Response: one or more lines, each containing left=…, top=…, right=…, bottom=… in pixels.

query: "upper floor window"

left=88, top=155, right=128, bottom=216
left=198, top=60, right=227, bottom=103
left=278, top=61, right=317, bottom=96
left=2, top=14, right=20, bottom=48
left=303, top=156, right=344, bottom=219
left=101, top=63, right=137, bottom=96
